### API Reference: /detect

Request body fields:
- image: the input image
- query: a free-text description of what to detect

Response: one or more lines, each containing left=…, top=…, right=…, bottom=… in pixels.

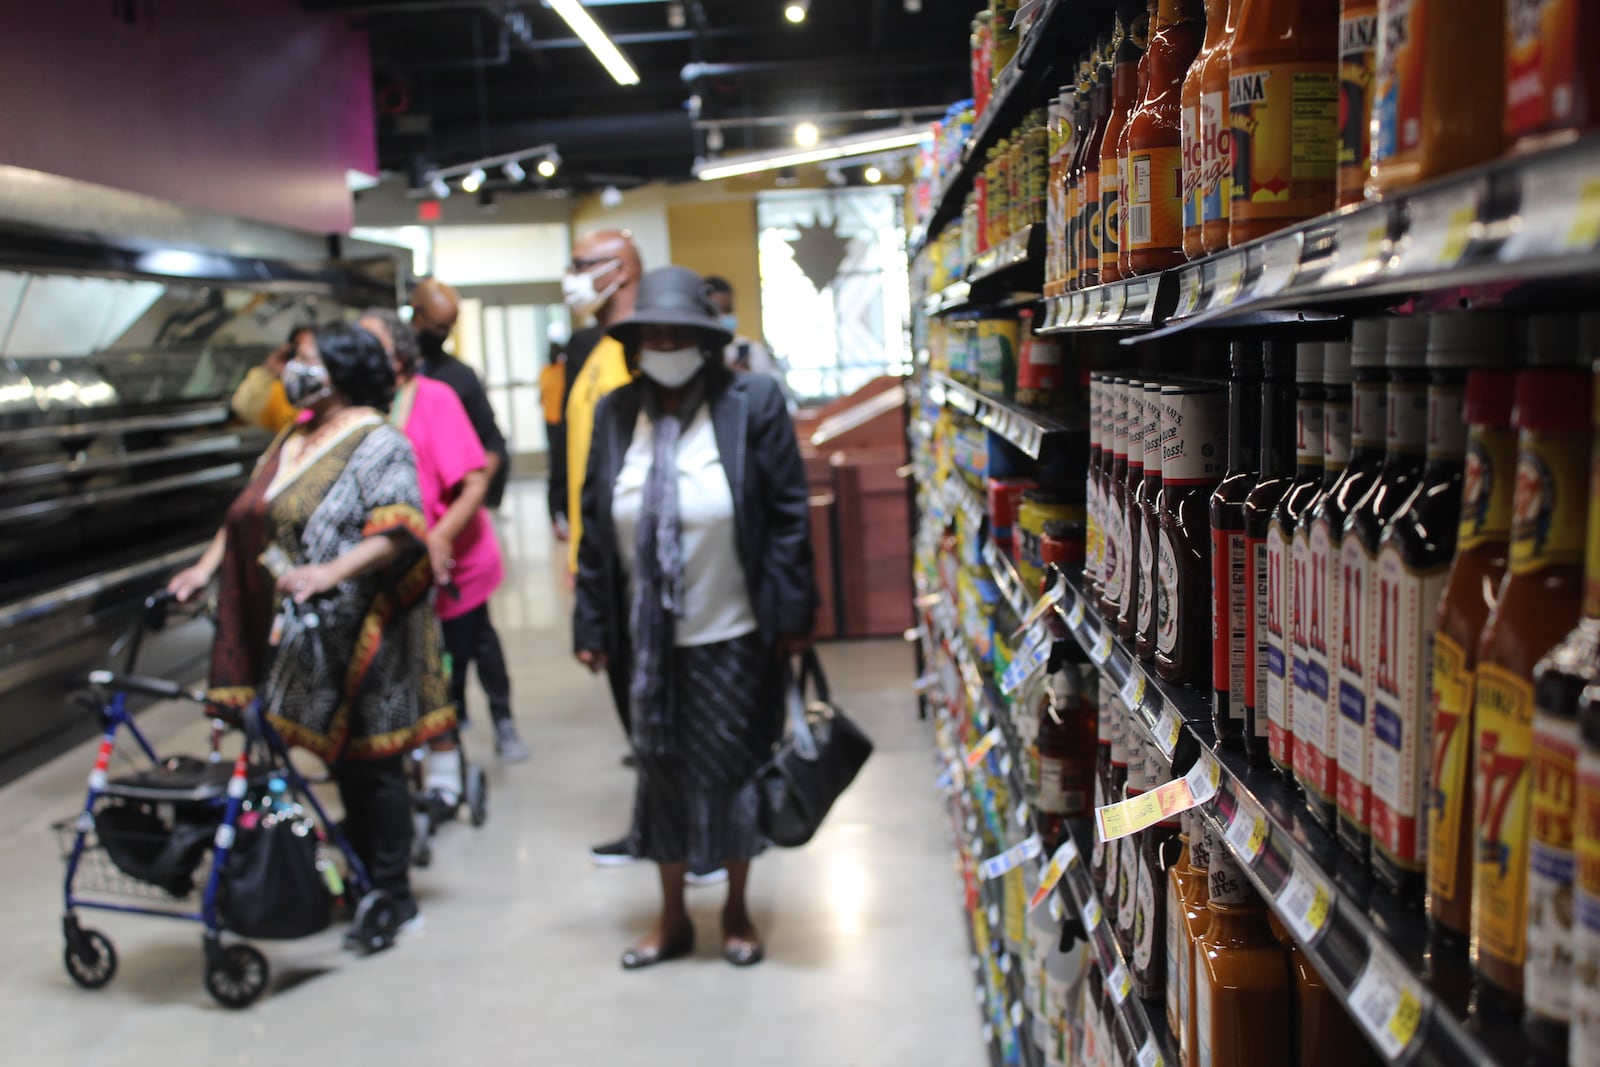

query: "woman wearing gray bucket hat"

left=572, top=265, right=818, bottom=969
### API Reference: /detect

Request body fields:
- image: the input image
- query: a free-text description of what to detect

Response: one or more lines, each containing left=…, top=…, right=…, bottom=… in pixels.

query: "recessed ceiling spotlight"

left=784, top=0, right=809, bottom=24
left=461, top=167, right=486, bottom=194
left=863, top=165, right=883, bottom=184
left=794, top=121, right=820, bottom=148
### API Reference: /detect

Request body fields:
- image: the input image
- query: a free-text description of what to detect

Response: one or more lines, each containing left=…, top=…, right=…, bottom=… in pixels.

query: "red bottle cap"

left=1514, top=369, right=1593, bottom=434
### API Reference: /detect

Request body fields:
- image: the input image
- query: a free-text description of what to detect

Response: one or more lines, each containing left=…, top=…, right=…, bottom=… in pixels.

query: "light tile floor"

left=0, top=482, right=981, bottom=1066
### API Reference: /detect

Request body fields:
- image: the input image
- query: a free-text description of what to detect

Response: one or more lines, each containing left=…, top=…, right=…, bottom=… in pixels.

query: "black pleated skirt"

left=628, top=632, right=783, bottom=866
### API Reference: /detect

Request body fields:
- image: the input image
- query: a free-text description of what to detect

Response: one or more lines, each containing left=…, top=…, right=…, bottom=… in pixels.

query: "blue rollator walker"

left=58, top=592, right=405, bottom=1009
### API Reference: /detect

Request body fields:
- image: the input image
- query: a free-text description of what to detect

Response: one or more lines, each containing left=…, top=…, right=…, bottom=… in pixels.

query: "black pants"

left=547, top=419, right=567, bottom=523
left=334, top=755, right=412, bottom=899
left=441, top=604, right=511, bottom=724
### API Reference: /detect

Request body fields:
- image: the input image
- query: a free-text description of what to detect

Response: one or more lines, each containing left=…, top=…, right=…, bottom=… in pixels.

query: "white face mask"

left=637, top=346, right=706, bottom=388
left=561, top=259, right=623, bottom=317
left=719, top=314, right=739, bottom=334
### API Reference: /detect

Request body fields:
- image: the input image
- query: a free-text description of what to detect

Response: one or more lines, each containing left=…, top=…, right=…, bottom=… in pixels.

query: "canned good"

left=1017, top=491, right=1084, bottom=592
left=977, top=317, right=1020, bottom=398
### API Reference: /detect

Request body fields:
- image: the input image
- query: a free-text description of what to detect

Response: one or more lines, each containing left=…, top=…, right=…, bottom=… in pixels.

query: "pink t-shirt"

left=399, top=377, right=504, bottom=620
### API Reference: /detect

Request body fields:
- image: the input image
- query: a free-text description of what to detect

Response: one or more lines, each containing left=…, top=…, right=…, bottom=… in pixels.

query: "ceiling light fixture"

left=503, top=159, right=526, bottom=182
left=547, top=0, right=641, bottom=86
left=863, top=165, right=883, bottom=184
left=694, top=126, right=928, bottom=181
left=667, top=0, right=686, bottom=28
left=537, top=156, right=560, bottom=179
left=461, top=167, right=486, bottom=194
left=430, top=175, right=451, bottom=199
left=784, top=0, right=809, bottom=23
left=794, top=121, right=820, bottom=147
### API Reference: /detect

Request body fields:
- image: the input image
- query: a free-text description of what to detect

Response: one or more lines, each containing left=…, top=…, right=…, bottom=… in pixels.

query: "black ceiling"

left=302, top=0, right=974, bottom=191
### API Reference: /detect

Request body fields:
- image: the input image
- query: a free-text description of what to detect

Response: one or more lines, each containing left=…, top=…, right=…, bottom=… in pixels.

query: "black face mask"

left=417, top=328, right=449, bottom=359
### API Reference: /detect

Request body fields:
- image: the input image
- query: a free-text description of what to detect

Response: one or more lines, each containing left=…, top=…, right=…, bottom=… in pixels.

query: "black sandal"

left=722, top=939, right=764, bottom=967
left=620, top=921, right=695, bottom=970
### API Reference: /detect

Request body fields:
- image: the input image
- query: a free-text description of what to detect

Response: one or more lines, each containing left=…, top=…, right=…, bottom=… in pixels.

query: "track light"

left=430, top=175, right=450, bottom=199
left=864, top=165, right=883, bottom=184
left=667, top=0, right=686, bottom=28
left=537, top=155, right=560, bottom=179
left=784, top=0, right=809, bottom=23
left=461, top=167, right=486, bottom=194
left=795, top=121, right=820, bottom=147
left=503, top=159, right=526, bottom=182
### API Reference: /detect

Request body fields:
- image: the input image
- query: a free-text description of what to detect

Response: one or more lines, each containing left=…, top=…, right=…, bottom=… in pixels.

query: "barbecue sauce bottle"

left=1102, top=0, right=1146, bottom=283
left=1245, top=341, right=1298, bottom=768
left=1336, top=0, right=1379, bottom=207
left=1336, top=316, right=1427, bottom=860
left=1117, top=739, right=1148, bottom=957
left=1474, top=367, right=1592, bottom=1016
left=1211, top=342, right=1263, bottom=744
left=1158, top=382, right=1232, bottom=686
left=1371, top=315, right=1514, bottom=903
left=1120, top=380, right=1151, bottom=639
left=1138, top=381, right=1166, bottom=661
left=1427, top=365, right=1519, bottom=961
left=1125, top=0, right=1207, bottom=275
left=1065, top=55, right=1090, bottom=291
left=1103, top=377, right=1133, bottom=621
left=1087, top=373, right=1106, bottom=601
left=1524, top=368, right=1600, bottom=1059
left=1092, top=671, right=1120, bottom=896
left=1295, top=340, right=1353, bottom=819
left=1308, top=320, right=1388, bottom=833
left=1270, top=342, right=1325, bottom=781
left=1134, top=738, right=1183, bottom=999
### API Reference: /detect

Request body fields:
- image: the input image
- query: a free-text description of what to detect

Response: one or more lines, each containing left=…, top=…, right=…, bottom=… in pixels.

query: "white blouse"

left=612, top=406, right=758, bottom=647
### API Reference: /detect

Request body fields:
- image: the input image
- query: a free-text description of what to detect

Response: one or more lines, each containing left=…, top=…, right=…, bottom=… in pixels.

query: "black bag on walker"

left=217, top=815, right=331, bottom=940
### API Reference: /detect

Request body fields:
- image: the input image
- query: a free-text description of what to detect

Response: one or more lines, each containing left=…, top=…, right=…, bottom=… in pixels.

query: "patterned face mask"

left=282, top=359, right=332, bottom=407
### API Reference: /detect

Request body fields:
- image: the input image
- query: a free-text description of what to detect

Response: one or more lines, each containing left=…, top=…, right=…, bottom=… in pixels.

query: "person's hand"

left=276, top=563, right=339, bottom=604
left=167, top=564, right=213, bottom=603
left=777, top=632, right=813, bottom=658
left=576, top=649, right=608, bottom=674
left=264, top=343, right=293, bottom=377
left=426, top=532, right=455, bottom=589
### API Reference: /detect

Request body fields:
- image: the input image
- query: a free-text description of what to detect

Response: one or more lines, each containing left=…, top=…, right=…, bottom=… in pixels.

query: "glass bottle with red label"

left=1336, top=0, right=1379, bottom=207
left=1125, top=0, right=1207, bottom=275
left=1161, top=382, right=1233, bottom=687
left=1037, top=657, right=1098, bottom=853
left=1336, top=315, right=1428, bottom=862
left=1523, top=366, right=1600, bottom=1059
left=1472, top=367, right=1591, bottom=1017
left=1183, top=0, right=1228, bottom=258
left=1271, top=342, right=1325, bottom=782
left=1138, top=381, right=1167, bottom=662
left=1120, top=381, right=1151, bottom=640
left=1370, top=315, right=1514, bottom=903
left=1306, top=320, right=1388, bottom=833
left=1226, top=0, right=1339, bottom=246
left=1245, top=341, right=1298, bottom=769
left=1212, top=342, right=1264, bottom=745
left=1505, top=0, right=1600, bottom=155
left=1102, top=0, right=1147, bottom=283
left=1119, top=1, right=1158, bottom=280
left=1200, top=0, right=1242, bottom=254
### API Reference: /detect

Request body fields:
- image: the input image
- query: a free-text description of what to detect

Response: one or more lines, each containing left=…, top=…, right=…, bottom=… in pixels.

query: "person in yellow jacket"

left=562, top=229, right=641, bottom=575
left=229, top=325, right=311, bottom=432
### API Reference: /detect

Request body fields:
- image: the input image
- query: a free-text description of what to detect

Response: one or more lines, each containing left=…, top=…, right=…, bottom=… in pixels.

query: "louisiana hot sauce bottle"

left=1473, top=367, right=1592, bottom=1016
left=1182, top=0, right=1227, bottom=259
left=1308, top=320, right=1389, bottom=832
left=1102, top=0, right=1146, bottom=284
left=1211, top=342, right=1264, bottom=745
left=1336, top=316, right=1429, bottom=860
left=1138, top=381, right=1166, bottom=661
left=1366, top=0, right=1507, bottom=198
left=1370, top=315, right=1514, bottom=902
left=1245, top=341, right=1298, bottom=769
left=1125, top=0, right=1206, bottom=275
left=1524, top=369, right=1600, bottom=1059
left=1426, top=364, right=1519, bottom=965
left=1227, top=0, right=1339, bottom=246
left=1119, top=1, right=1158, bottom=281
left=1159, top=381, right=1231, bottom=686
left=1199, top=0, right=1241, bottom=254
left=1336, top=0, right=1379, bottom=207
left=1505, top=0, right=1600, bottom=155
left=1295, top=341, right=1353, bottom=811
left=1120, top=381, right=1152, bottom=640
left=1271, top=343, right=1325, bottom=781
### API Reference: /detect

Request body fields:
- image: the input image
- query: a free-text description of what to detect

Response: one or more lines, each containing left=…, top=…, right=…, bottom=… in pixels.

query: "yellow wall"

left=666, top=199, right=762, bottom=342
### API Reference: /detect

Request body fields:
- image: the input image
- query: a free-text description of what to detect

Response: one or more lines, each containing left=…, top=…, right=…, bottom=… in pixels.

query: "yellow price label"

left=1568, top=177, right=1600, bottom=252
left=1306, top=885, right=1331, bottom=932
left=1388, top=988, right=1424, bottom=1049
left=1438, top=204, right=1477, bottom=265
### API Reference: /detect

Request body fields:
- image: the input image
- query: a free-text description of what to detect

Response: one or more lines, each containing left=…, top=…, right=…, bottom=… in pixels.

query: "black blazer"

left=572, top=364, right=818, bottom=671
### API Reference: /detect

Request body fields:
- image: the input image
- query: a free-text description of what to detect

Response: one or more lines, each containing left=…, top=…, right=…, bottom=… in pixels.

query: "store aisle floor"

left=0, top=482, right=982, bottom=1067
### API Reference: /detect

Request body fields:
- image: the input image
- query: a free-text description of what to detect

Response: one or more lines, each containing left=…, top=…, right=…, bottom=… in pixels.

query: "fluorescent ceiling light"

left=794, top=121, right=820, bottom=147
left=547, top=0, right=641, bottom=86
left=694, top=127, right=928, bottom=181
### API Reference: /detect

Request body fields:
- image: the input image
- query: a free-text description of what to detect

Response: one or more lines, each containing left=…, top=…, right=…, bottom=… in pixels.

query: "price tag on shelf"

left=1154, top=701, right=1182, bottom=758
left=1223, top=796, right=1269, bottom=865
left=1016, top=801, right=1030, bottom=827
left=982, top=1021, right=994, bottom=1043
left=1275, top=859, right=1335, bottom=948
left=1210, top=253, right=1245, bottom=308
left=1349, top=947, right=1428, bottom=1061
left=1124, top=277, right=1155, bottom=322
left=1137, top=1036, right=1164, bottom=1067
left=1010, top=1000, right=1025, bottom=1029
left=999, top=953, right=1012, bottom=975
left=1089, top=627, right=1114, bottom=665
left=1048, top=893, right=1064, bottom=922
left=1018, top=580, right=1069, bottom=632
left=1107, top=961, right=1132, bottom=1005
left=1183, top=750, right=1224, bottom=805
left=1328, top=210, right=1391, bottom=285
left=966, top=727, right=1003, bottom=769
left=1175, top=268, right=1203, bottom=318
left=1001, top=627, right=1052, bottom=695
left=1104, top=283, right=1128, bottom=322
left=1504, top=155, right=1600, bottom=262
left=1066, top=596, right=1086, bottom=629
left=1081, top=897, right=1103, bottom=931
left=998, top=751, right=1013, bottom=777
left=1118, top=671, right=1148, bottom=712
left=1251, top=233, right=1302, bottom=297
left=980, top=834, right=1043, bottom=881
left=1395, top=181, right=1482, bottom=275
left=1029, top=838, right=1082, bottom=911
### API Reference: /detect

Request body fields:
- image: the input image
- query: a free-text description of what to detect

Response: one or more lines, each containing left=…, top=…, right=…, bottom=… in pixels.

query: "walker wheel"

left=412, top=810, right=433, bottom=868
left=344, top=889, right=400, bottom=955
left=64, top=927, right=117, bottom=989
left=466, top=764, right=489, bottom=828
left=204, top=943, right=269, bottom=1009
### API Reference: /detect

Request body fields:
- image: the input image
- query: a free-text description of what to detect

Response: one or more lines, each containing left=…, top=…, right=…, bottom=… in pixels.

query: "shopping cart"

left=57, top=591, right=405, bottom=1009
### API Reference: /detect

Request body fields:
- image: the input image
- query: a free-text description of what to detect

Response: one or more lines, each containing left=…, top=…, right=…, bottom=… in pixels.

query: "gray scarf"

left=629, top=375, right=708, bottom=755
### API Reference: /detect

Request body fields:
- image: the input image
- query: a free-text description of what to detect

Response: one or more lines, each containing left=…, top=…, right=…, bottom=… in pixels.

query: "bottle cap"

left=1514, top=368, right=1593, bottom=433
left=1323, top=341, right=1355, bottom=385
left=1384, top=316, right=1430, bottom=368
left=1263, top=339, right=1296, bottom=379
left=1427, top=313, right=1515, bottom=369
left=1464, top=369, right=1519, bottom=428
left=1526, top=314, right=1581, bottom=367
left=1350, top=318, right=1388, bottom=368
left=1296, top=342, right=1324, bottom=382
left=1229, top=339, right=1262, bottom=376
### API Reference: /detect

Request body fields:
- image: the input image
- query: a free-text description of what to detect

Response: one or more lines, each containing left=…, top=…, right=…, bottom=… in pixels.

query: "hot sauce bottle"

left=1173, top=813, right=1213, bottom=1067
left=1160, top=382, right=1232, bottom=687
left=1572, top=679, right=1600, bottom=1066
left=1125, top=0, right=1207, bottom=275
left=1367, top=0, right=1507, bottom=197
left=1183, top=0, right=1226, bottom=259
left=1271, top=343, right=1325, bottom=781
left=1473, top=368, right=1591, bottom=1015
left=1117, top=739, right=1148, bottom=957
left=1093, top=671, right=1119, bottom=896
left=1336, top=315, right=1428, bottom=862
left=1120, top=381, right=1151, bottom=639
left=1245, top=341, right=1298, bottom=769
left=1268, top=913, right=1382, bottom=1066
left=1295, top=341, right=1352, bottom=810
left=1371, top=316, right=1513, bottom=902
left=1427, top=365, right=1520, bottom=961
left=1119, top=1, right=1157, bottom=280
left=1138, top=381, right=1167, bottom=662
left=1083, top=39, right=1117, bottom=290
left=1505, top=0, right=1600, bottom=155
left=1307, top=320, right=1388, bottom=832
left=1065, top=56, right=1091, bottom=291
left=1087, top=373, right=1106, bottom=601
left=1134, top=738, right=1183, bottom=999
left=1103, top=377, right=1134, bottom=621
left=1226, top=0, right=1339, bottom=246
left=1199, top=0, right=1241, bottom=254
left=1211, top=342, right=1263, bottom=745
left=1336, top=0, right=1379, bottom=207
left=1102, top=0, right=1146, bottom=284
left=1524, top=368, right=1600, bottom=1059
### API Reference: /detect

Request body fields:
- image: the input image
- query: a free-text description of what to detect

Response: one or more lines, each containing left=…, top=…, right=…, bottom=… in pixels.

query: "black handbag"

left=217, top=814, right=332, bottom=940
left=756, top=651, right=873, bottom=848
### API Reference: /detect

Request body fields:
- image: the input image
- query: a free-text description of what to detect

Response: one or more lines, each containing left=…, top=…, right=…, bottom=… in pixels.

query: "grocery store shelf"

left=923, top=280, right=973, bottom=317
left=1036, top=272, right=1174, bottom=334
left=926, top=373, right=1075, bottom=460
left=968, top=225, right=1046, bottom=288
left=990, top=552, right=1525, bottom=1067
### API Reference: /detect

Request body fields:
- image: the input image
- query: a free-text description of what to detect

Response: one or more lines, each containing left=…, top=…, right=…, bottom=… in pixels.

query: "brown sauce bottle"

left=1080, top=37, right=1114, bottom=290
left=1199, top=0, right=1241, bottom=254
left=1268, top=911, right=1382, bottom=1066
left=1158, top=381, right=1232, bottom=685
left=1125, top=0, right=1207, bottom=275
left=1120, top=379, right=1151, bottom=638
left=1092, top=671, right=1120, bottom=896
left=1505, top=0, right=1600, bottom=155
left=1103, top=377, right=1134, bottom=621
left=1102, top=0, right=1148, bottom=282
left=1211, top=342, right=1263, bottom=744
left=1134, top=737, right=1184, bottom=999
left=1244, top=341, right=1298, bottom=769
left=1087, top=373, right=1106, bottom=601
left=1118, top=1, right=1157, bottom=280
left=1172, top=813, right=1213, bottom=1066
left=1138, top=381, right=1166, bottom=660
left=1117, top=738, right=1148, bottom=958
